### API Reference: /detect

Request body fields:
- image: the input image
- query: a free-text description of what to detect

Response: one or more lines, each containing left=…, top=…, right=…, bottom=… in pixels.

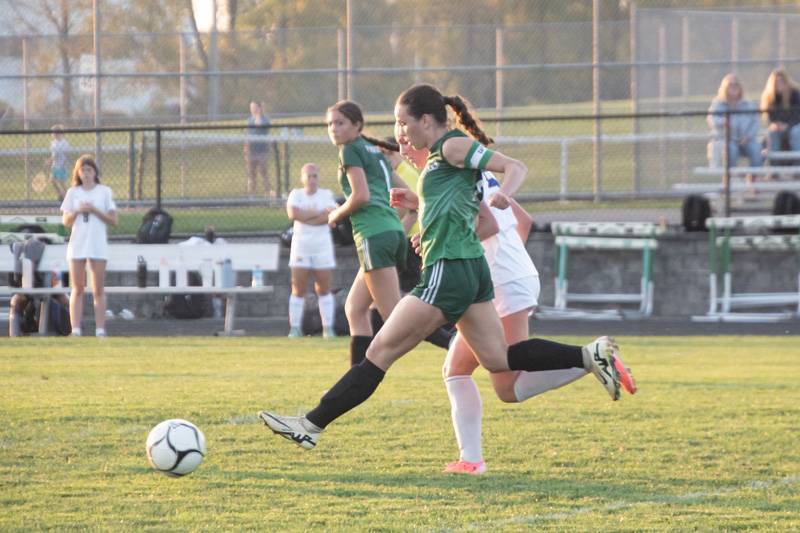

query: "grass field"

left=2, top=336, right=798, bottom=531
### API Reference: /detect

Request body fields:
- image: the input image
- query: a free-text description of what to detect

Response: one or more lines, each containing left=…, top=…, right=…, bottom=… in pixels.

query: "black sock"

left=305, top=359, right=386, bottom=429
left=507, top=338, right=584, bottom=371
left=425, top=326, right=455, bottom=349
left=350, top=335, right=373, bottom=366
left=370, top=308, right=384, bottom=335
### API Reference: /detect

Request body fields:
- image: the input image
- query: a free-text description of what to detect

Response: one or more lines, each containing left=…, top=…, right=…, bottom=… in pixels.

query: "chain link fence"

left=2, top=3, right=800, bottom=236
left=1, top=108, right=755, bottom=237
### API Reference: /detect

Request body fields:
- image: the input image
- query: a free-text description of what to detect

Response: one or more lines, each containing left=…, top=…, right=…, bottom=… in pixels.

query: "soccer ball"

left=146, top=419, right=206, bottom=477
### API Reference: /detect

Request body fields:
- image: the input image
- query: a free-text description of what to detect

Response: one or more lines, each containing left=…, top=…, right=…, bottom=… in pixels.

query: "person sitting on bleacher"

left=760, top=68, right=800, bottom=168
left=707, top=74, right=763, bottom=172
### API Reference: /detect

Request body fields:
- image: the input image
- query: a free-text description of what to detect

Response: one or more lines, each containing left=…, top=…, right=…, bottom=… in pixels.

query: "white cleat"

left=258, top=411, right=320, bottom=450
left=582, top=336, right=621, bottom=401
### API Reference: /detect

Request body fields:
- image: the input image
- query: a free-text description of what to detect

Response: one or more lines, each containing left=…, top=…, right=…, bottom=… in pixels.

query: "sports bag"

left=135, top=207, right=173, bottom=244
left=682, top=194, right=711, bottom=232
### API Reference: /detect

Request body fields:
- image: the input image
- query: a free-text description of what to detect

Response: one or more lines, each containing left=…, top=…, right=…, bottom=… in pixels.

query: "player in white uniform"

left=286, top=163, right=340, bottom=338
left=441, top=171, right=636, bottom=475
left=60, top=154, right=118, bottom=337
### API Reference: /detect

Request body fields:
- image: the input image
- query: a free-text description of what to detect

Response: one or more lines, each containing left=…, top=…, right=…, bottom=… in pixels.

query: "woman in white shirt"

left=286, top=162, right=339, bottom=338
left=60, top=155, right=118, bottom=337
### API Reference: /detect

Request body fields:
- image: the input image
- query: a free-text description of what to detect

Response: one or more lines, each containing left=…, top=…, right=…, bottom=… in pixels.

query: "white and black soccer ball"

left=146, top=419, right=206, bottom=477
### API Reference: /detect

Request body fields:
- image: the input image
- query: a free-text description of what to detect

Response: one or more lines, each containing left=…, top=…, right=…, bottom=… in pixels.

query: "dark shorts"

left=410, top=257, right=494, bottom=323
left=356, top=230, right=407, bottom=272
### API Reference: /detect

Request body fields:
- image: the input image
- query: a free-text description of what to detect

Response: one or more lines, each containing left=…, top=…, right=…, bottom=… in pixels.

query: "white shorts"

left=289, top=241, right=336, bottom=270
left=493, top=275, right=540, bottom=318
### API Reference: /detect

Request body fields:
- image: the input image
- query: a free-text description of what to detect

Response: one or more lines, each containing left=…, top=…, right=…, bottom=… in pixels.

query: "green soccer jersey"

left=339, top=137, right=403, bottom=242
left=418, top=129, right=485, bottom=267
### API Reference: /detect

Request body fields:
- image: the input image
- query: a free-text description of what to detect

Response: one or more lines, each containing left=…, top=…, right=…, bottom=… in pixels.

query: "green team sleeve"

left=341, top=142, right=366, bottom=169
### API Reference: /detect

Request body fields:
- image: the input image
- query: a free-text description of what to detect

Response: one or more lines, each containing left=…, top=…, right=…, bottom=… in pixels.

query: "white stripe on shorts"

left=421, top=260, right=443, bottom=304
left=361, top=238, right=371, bottom=270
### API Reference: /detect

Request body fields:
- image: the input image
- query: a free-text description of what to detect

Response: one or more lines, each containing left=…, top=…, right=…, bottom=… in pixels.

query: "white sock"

left=513, top=368, right=588, bottom=402
left=71, top=327, right=82, bottom=337
left=444, top=375, right=483, bottom=463
left=318, top=293, right=336, bottom=328
left=288, top=295, right=305, bottom=329
left=95, top=327, right=106, bottom=337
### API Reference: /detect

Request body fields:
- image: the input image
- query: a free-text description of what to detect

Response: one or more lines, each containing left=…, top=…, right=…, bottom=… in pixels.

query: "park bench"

left=693, top=214, right=800, bottom=322
left=536, top=222, right=665, bottom=320
left=0, top=242, right=280, bottom=336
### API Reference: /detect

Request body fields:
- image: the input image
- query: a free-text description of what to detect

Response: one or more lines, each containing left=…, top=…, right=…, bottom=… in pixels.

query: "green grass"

left=1, top=336, right=798, bottom=531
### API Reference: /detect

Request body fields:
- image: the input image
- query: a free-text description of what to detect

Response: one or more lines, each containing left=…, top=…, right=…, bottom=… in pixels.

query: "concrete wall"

left=40, top=232, right=800, bottom=319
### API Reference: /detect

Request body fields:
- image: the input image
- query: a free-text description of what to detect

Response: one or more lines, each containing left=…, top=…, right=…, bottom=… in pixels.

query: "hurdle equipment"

left=538, top=222, right=665, bottom=320
left=694, top=215, right=800, bottom=322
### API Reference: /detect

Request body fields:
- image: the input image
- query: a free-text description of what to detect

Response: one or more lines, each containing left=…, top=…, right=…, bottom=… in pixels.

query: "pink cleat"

left=612, top=353, right=637, bottom=395
left=443, top=459, right=487, bottom=475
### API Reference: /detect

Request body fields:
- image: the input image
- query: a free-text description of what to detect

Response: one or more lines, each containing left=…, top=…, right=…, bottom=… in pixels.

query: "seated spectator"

left=707, top=74, right=763, bottom=170
left=760, top=68, right=800, bottom=162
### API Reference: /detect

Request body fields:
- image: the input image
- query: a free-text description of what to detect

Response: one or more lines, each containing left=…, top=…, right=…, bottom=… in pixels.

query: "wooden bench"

left=536, top=222, right=665, bottom=320
left=693, top=215, right=800, bottom=323
left=0, top=242, right=280, bottom=336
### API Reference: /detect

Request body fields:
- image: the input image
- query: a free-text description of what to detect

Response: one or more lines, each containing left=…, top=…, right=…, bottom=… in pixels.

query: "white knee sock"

left=318, top=293, right=336, bottom=328
left=288, top=295, right=305, bottom=329
left=444, top=375, right=483, bottom=463
left=513, top=368, right=588, bottom=402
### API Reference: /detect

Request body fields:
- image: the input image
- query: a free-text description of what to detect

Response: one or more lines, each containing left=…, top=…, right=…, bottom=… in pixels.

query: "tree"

left=3, top=0, right=92, bottom=120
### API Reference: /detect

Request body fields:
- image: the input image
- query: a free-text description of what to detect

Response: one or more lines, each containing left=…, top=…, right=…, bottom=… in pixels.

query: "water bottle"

left=251, top=264, right=263, bottom=287
left=222, top=258, right=234, bottom=288
left=136, top=256, right=147, bottom=288
left=21, top=258, right=34, bottom=289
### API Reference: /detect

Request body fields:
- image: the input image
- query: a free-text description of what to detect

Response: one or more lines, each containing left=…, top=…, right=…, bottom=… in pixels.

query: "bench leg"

left=224, top=295, right=236, bottom=335
left=708, top=273, right=718, bottom=315
left=38, top=299, right=50, bottom=336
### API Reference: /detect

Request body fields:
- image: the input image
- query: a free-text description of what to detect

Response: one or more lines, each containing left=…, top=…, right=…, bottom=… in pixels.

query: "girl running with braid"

left=323, top=101, right=409, bottom=366
left=259, top=84, right=632, bottom=455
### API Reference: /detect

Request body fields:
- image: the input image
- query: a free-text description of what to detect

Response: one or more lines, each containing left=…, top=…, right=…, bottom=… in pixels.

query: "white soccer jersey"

left=480, top=172, right=538, bottom=285
left=287, top=187, right=338, bottom=246
left=60, top=184, right=116, bottom=260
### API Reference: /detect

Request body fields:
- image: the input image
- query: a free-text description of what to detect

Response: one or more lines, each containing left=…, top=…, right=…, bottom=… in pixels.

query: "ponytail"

left=443, top=95, right=493, bottom=146
left=362, top=134, right=400, bottom=152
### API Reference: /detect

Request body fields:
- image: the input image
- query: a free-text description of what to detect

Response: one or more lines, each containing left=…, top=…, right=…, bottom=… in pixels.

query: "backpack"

left=331, top=197, right=354, bottom=246
left=682, top=194, right=711, bottom=232
left=15, top=296, right=71, bottom=336
left=280, top=224, right=293, bottom=248
left=47, top=298, right=72, bottom=336
left=163, top=271, right=210, bottom=319
left=772, top=190, right=800, bottom=216
left=135, top=207, right=173, bottom=244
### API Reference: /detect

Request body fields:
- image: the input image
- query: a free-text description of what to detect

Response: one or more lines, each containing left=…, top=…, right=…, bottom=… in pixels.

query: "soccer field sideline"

left=1, top=335, right=799, bottom=531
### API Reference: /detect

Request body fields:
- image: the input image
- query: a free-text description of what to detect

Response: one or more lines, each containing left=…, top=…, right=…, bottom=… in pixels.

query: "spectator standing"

left=244, top=101, right=273, bottom=197
left=286, top=163, right=339, bottom=338
left=49, top=125, right=70, bottom=200
left=60, top=155, right=118, bottom=337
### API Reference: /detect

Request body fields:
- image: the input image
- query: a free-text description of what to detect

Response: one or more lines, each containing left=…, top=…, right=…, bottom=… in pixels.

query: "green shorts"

left=411, top=257, right=494, bottom=323
left=356, top=230, right=407, bottom=272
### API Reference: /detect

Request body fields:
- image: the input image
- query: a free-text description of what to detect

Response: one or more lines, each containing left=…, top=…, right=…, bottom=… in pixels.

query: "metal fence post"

left=128, top=130, right=135, bottom=201
left=155, top=127, right=162, bottom=210
left=723, top=111, right=731, bottom=217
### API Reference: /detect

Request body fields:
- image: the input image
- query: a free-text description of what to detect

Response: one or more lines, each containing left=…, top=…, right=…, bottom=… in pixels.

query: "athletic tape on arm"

left=464, top=141, right=494, bottom=169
